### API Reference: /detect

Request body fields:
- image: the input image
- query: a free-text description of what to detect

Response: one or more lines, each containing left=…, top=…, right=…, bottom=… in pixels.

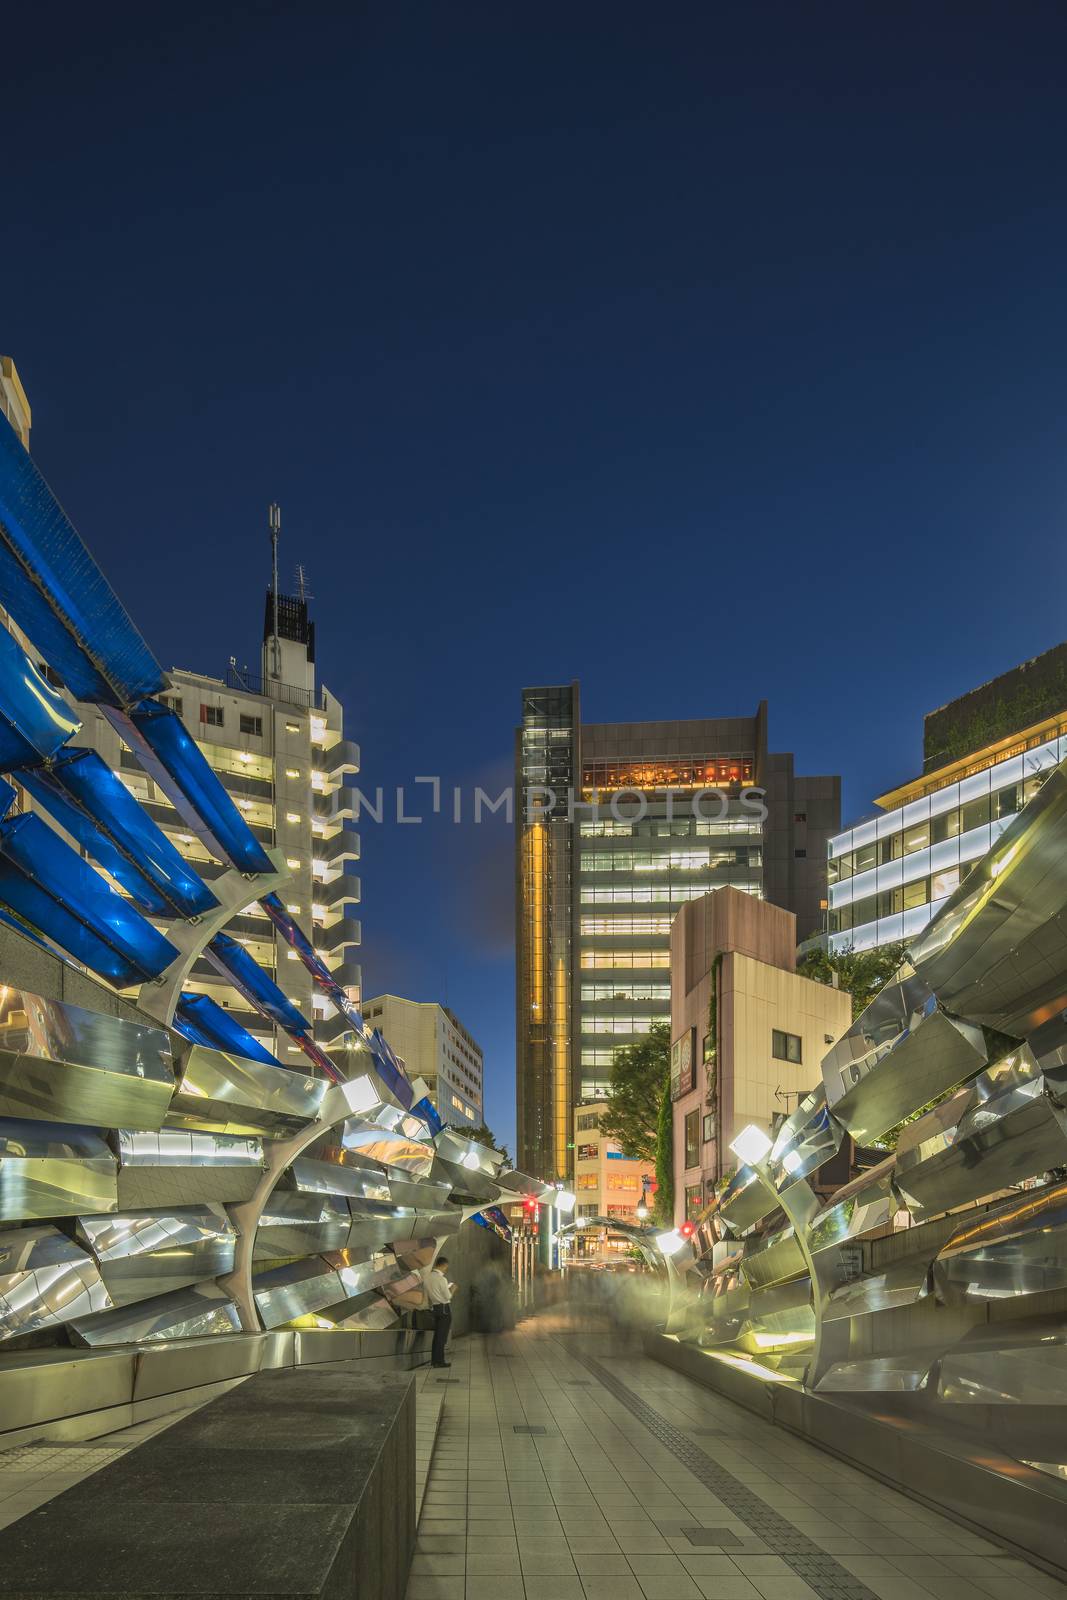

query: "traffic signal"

left=524, top=1195, right=537, bottom=1212
left=679, top=1220, right=696, bottom=1240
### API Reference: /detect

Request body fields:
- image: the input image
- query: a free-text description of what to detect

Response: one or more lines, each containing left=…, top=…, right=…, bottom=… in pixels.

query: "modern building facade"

left=828, top=643, right=1067, bottom=954
left=572, top=1100, right=655, bottom=1222
left=670, top=887, right=852, bottom=1224
left=515, top=684, right=840, bottom=1180
left=362, top=994, right=483, bottom=1127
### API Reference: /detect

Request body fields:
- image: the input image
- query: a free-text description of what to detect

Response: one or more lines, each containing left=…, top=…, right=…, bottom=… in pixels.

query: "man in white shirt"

left=422, top=1255, right=455, bottom=1368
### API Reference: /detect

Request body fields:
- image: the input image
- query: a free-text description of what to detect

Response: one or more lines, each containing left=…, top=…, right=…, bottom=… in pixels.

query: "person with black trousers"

left=422, top=1254, right=455, bottom=1368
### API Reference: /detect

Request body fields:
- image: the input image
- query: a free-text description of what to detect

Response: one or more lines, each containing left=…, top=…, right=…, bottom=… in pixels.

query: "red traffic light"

left=679, top=1220, right=696, bottom=1240
left=524, top=1196, right=537, bottom=1211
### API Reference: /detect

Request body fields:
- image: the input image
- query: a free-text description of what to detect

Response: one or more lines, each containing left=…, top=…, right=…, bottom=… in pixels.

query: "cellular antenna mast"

left=269, top=503, right=281, bottom=680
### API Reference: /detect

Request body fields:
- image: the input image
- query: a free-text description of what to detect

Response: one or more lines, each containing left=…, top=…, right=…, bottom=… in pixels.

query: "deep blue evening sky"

left=6, top=2, right=1067, bottom=1153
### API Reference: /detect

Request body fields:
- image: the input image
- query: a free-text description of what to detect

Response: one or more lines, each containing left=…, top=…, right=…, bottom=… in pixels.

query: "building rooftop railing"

left=225, top=662, right=325, bottom=711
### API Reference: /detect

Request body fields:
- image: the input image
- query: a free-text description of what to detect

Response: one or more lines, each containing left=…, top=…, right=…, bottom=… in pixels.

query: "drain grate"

left=564, top=1346, right=881, bottom=1600
left=512, top=1424, right=547, bottom=1435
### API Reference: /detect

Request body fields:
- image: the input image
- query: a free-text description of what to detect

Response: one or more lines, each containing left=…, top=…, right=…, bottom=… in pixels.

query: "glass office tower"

left=515, top=686, right=839, bottom=1180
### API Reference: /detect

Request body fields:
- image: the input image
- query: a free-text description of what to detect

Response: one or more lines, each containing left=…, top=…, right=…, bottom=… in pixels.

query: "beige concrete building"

left=573, top=1100, right=655, bottom=1222
left=0, top=357, right=31, bottom=448
left=362, top=994, right=483, bottom=1127
left=670, top=887, right=851, bottom=1225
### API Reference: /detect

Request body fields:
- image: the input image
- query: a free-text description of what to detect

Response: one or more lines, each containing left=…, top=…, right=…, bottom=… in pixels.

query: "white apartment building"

left=361, top=994, right=483, bottom=1126
left=105, top=603, right=361, bottom=1058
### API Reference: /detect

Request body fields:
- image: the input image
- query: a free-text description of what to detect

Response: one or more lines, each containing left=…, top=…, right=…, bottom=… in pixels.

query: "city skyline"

left=6, top=4, right=1067, bottom=1158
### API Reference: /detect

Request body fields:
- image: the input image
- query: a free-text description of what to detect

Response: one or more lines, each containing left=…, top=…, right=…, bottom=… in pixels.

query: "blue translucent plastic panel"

left=411, top=1095, right=444, bottom=1135
left=288, top=1033, right=343, bottom=1084
left=102, top=699, right=273, bottom=874
left=172, top=992, right=282, bottom=1065
left=206, top=932, right=310, bottom=1035
left=19, top=749, right=218, bottom=919
left=0, top=813, right=177, bottom=986
left=368, top=1027, right=415, bottom=1110
left=0, top=625, right=81, bottom=769
left=0, top=779, right=15, bottom=820
left=259, top=891, right=412, bottom=1105
left=0, top=415, right=165, bottom=708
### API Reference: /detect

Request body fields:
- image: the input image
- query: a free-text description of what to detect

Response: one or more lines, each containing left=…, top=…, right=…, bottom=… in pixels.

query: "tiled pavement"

left=408, top=1311, right=1067, bottom=1600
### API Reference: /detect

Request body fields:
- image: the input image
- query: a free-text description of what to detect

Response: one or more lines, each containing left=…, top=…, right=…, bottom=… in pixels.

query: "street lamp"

left=635, top=1174, right=652, bottom=1222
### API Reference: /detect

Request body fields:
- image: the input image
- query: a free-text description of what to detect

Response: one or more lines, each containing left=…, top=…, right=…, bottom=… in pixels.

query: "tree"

left=462, top=1122, right=511, bottom=1167
left=599, top=1021, right=670, bottom=1161
left=798, top=942, right=909, bottom=1021
left=654, top=1078, right=675, bottom=1227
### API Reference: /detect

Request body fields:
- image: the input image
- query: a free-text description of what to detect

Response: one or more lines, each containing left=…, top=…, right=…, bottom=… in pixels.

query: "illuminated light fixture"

left=286, top=904, right=301, bottom=913
left=285, top=722, right=299, bottom=733
left=286, top=858, right=300, bottom=869
left=730, top=1124, right=773, bottom=1167
left=782, top=1149, right=803, bottom=1176
left=635, top=1197, right=650, bottom=1221
left=342, top=1074, right=380, bottom=1114
left=237, top=799, right=252, bottom=810
left=286, top=952, right=298, bottom=960
left=679, top=1220, right=696, bottom=1240
left=178, top=834, right=193, bottom=845
left=286, top=812, right=300, bottom=823
left=285, top=768, right=300, bottom=779
left=238, top=752, right=252, bottom=764
left=656, top=1229, right=687, bottom=1256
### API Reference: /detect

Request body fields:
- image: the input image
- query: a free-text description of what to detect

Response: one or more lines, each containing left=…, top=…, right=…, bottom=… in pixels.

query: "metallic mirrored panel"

left=821, top=965, right=992, bottom=1144
left=171, top=1045, right=328, bottom=1137
left=0, top=989, right=173, bottom=1130
left=0, top=1119, right=116, bottom=1219
left=77, top=1205, right=237, bottom=1304
left=0, top=1224, right=112, bottom=1339
left=70, top=1281, right=243, bottom=1345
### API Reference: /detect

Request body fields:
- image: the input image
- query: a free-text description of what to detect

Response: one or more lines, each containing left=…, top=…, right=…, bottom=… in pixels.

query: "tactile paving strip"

left=566, top=1347, right=881, bottom=1600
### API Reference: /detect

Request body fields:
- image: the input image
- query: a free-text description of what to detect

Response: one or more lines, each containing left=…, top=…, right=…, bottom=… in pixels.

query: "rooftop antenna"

left=268, top=503, right=281, bottom=679
left=295, top=562, right=313, bottom=603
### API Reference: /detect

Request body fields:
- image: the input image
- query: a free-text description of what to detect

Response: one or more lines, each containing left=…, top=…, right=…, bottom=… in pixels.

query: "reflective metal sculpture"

left=668, top=752, right=1067, bottom=1434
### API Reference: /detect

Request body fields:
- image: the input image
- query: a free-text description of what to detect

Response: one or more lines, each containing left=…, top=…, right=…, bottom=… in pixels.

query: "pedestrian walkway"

left=409, top=1308, right=1067, bottom=1600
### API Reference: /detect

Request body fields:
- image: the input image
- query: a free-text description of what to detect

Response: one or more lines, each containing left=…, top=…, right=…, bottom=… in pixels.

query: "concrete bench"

left=0, top=1361, right=415, bottom=1600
